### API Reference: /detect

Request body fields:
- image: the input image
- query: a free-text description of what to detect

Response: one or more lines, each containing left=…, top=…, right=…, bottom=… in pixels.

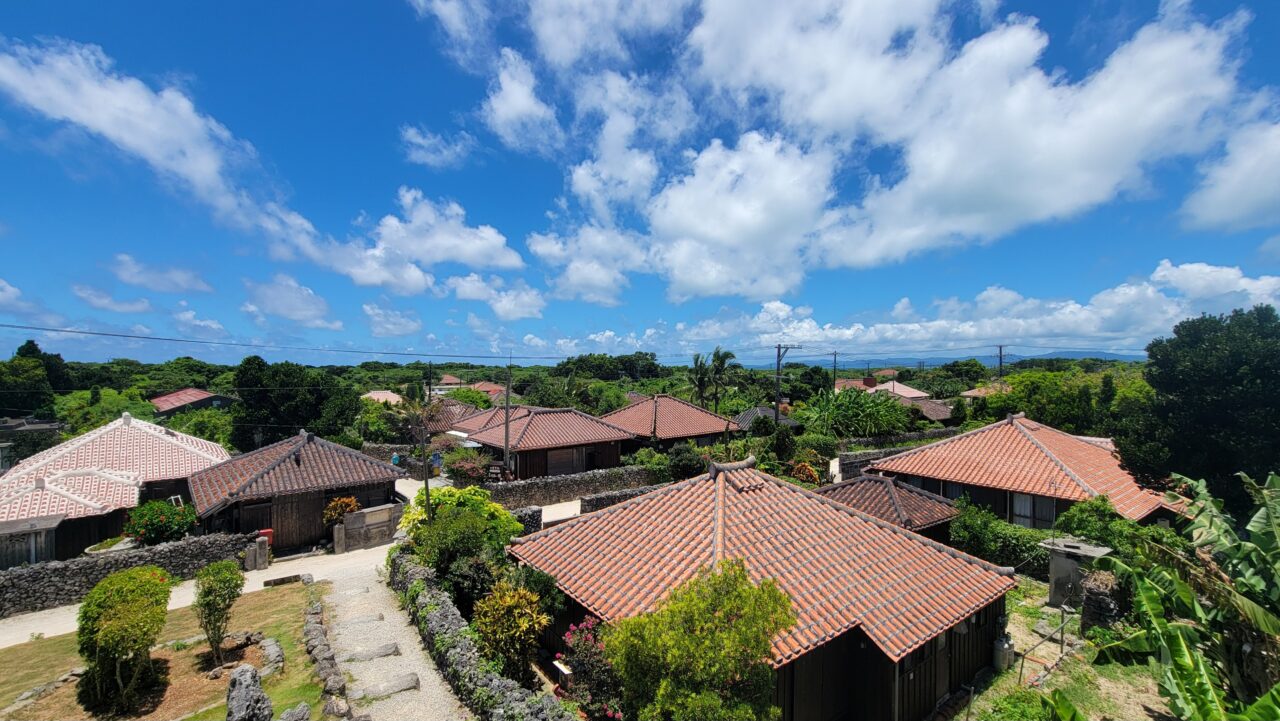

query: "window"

left=1012, top=493, right=1033, bottom=528
left=1033, top=496, right=1056, bottom=529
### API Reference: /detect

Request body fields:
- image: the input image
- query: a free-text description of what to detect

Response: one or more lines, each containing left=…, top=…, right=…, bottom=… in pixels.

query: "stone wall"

left=0, top=532, right=257, bottom=619
left=481, top=466, right=657, bottom=508
left=839, top=447, right=919, bottom=478
left=335, top=502, right=404, bottom=553
left=842, top=427, right=959, bottom=449
left=360, top=443, right=415, bottom=463
left=580, top=483, right=668, bottom=514
left=511, top=506, right=543, bottom=537
left=1080, top=570, right=1129, bottom=635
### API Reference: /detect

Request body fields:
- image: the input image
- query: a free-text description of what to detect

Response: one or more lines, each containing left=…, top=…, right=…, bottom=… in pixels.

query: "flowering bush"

left=124, top=500, right=197, bottom=545
left=443, top=447, right=492, bottom=487
left=323, top=496, right=361, bottom=527
left=560, top=616, right=623, bottom=720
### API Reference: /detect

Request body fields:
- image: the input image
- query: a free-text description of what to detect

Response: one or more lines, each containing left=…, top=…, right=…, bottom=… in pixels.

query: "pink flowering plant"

left=560, top=616, right=624, bottom=720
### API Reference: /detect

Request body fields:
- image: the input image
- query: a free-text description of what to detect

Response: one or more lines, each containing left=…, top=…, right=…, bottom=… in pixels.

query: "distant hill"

left=739, top=349, right=1145, bottom=370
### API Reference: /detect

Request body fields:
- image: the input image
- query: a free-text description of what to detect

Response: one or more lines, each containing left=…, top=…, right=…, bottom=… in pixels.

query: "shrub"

left=772, top=424, right=797, bottom=462
left=443, top=447, right=493, bottom=486
left=124, top=500, right=197, bottom=545
left=667, top=443, right=706, bottom=481
left=950, top=499, right=1050, bottom=578
left=473, top=580, right=550, bottom=685
left=796, top=432, right=839, bottom=459
left=622, top=447, right=672, bottom=484
left=1053, top=495, right=1188, bottom=564
left=506, top=564, right=566, bottom=617
left=194, top=560, right=245, bottom=665
left=606, top=559, right=794, bottom=721
left=561, top=616, right=624, bottom=721
left=975, top=687, right=1048, bottom=721
left=790, top=461, right=820, bottom=487
left=323, top=496, right=361, bottom=528
left=748, top=415, right=776, bottom=437
left=77, top=566, right=172, bottom=710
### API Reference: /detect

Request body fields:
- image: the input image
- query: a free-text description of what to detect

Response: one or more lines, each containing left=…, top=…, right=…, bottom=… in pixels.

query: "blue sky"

left=0, top=0, right=1278, bottom=367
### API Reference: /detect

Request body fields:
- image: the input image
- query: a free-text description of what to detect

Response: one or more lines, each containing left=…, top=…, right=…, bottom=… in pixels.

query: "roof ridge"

left=132, top=417, right=228, bottom=463
left=40, top=480, right=108, bottom=512
left=713, top=466, right=725, bottom=563
left=891, top=477, right=956, bottom=505
left=1011, top=419, right=1097, bottom=499
left=870, top=415, right=1016, bottom=467
left=510, top=475, right=705, bottom=545
left=6, top=416, right=124, bottom=480
left=880, top=475, right=909, bottom=526
left=226, top=434, right=308, bottom=501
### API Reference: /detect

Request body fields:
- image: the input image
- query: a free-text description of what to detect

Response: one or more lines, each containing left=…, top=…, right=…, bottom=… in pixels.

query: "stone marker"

left=226, top=665, right=272, bottom=721
left=342, top=642, right=400, bottom=662
left=255, top=536, right=269, bottom=567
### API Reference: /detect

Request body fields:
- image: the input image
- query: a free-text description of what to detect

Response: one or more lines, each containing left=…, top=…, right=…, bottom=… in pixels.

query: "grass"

left=85, top=536, right=126, bottom=552
left=0, top=582, right=326, bottom=720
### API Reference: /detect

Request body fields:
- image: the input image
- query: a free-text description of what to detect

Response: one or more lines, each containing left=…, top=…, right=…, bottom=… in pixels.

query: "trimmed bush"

left=323, top=495, right=361, bottom=528
left=194, top=560, right=245, bottom=665
left=473, top=581, right=550, bottom=684
left=796, top=432, right=839, bottom=459
left=621, top=447, right=673, bottom=485
left=560, top=616, right=623, bottom=720
left=124, top=500, right=197, bottom=545
left=748, top=415, right=776, bottom=438
left=77, top=565, right=172, bottom=710
left=667, top=443, right=706, bottom=481
left=950, top=499, right=1050, bottom=578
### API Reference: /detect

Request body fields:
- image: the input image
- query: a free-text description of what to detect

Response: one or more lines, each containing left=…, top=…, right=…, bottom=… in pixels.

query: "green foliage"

left=124, top=500, right=197, bottom=545
left=54, top=387, right=155, bottom=435
left=0, top=354, right=54, bottom=418
left=473, top=580, right=550, bottom=684
left=446, top=387, right=493, bottom=409
left=561, top=616, right=624, bottom=720
left=355, top=397, right=405, bottom=443
left=323, top=496, right=361, bottom=527
left=585, top=381, right=629, bottom=415
left=194, top=560, right=245, bottom=665
left=165, top=407, right=233, bottom=450
left=442, top=446, right=493, bottom=486
left=975, top=687, right=1049, bottom=721
left=950, top=499, right=1050, bottom=578
left=667, top=443, right=706, bottom=481
left=623, top=447, right=673, bottom=484
left=684, top=353, right=711, bottom=408
left=228, top=356, right=360, bottom=451
left=77, top=565, right=172, bottom=710
left=554, top=352, right=665, bottom=382
left=772, top=424, right=796, bottom=462
left=792, top=389, right=911, bottom=439
left=605, top=559, right=795, bottom=721
left=1054, top=495, right=1187, bottom=565
left=795, top=432, right=838, bottom=459
left=505, top=564, right=566, bottom=617
left=1113, top=306, right=1280, bottom=510
left=748, top=415, right=776, bottom=437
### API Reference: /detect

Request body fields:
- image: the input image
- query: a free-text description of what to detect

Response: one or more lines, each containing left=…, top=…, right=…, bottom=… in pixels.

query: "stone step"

left=350, top=672, right=420, bottom=700
left=343, top=642, right=401, bottom=662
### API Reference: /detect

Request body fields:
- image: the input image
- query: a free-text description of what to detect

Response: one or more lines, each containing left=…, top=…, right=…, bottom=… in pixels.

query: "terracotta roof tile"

left=187, top=432, right=404, bottom=515
left=869, top=415, right=1169, bottom=520
left=896, top=396, right=953, bottom=422
left=600, top=394, right=739, bottom=440
left=510, top=459, right=1014, bottom=665
left=451, top=405, right=543, bottom=434
left=468, top=408, right=633, bottom=451
left=150, top=388, right=219, bottom=413
left=361, top=390, right=404, bottom=405
left=816, top=474, right=958, bottom=531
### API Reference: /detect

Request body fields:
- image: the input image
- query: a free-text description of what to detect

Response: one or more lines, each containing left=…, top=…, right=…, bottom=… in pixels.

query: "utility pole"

left=831, top=351, right=838, bottom=393
left=774, top=343, right=801, bottom=422
left=427, top=361, right=433, bottom=399
left=417, top=376, right=431, bottom=520
left=997, top=344, right=1005, bottom=379
left=503, top=353, right=512, bottom=475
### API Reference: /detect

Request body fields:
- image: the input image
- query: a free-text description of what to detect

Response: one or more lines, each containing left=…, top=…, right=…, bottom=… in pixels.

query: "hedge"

left=77, top=565, right=173, bottom=710
left=949, top=500, right=1050, bottom=579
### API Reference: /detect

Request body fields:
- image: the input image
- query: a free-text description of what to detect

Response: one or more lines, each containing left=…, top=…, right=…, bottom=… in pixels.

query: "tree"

left=792, top=389, right=911, bottom=439
left=166, top=408, right=233, bottom=450
left=54, top=387, right=155, bottom=435
left=194, top=560, right=245, bottom=665
left=684, top=354, right=710, bottom=407
left=473, top=580, right=550, bottom=684
left=605, top=559, right=795, bottom=721
left=77, top=566, right=172, bottom=711
left=794, top=365, right=831, bottom=401
left=445, top=387, right=492, bottom=409
left=667, top=444, right=706, bottom=481
left=1113, top=306, right=1280, bottom=511
left=228, top=356, right=361, bottom=451
left=124, top=500, right=197, bottom=545
left=0, top=356, right=53, bottom=417
left=708, top=346, right=742, bottom=414
left=15, top=340, right=71, bottom=392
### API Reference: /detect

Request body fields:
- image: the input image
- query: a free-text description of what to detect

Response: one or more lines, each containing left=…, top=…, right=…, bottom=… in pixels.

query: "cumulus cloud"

left=1151, top=258, right=1280, bottom=308
left=172, top=304, right=225, bottom=336
left=0, top=278, right=64, bottom=325
left=528, top=0, right=694, bottom=68
left=481, top=49, right=563, bottom=152
left=528, top=224, right=646, bottom=305
left=523, top=333, right=547, bottom=348
left=446, top=273, right=546, bottom=320
left=110, top=254, right=211, bottom=293
left=407, top=0, right=493, bottom=66
left=362, top=303, right=423, bottom=337
left=243, top=274, right=343, bottom=330
left=71, top=285, right=151, bottom=313
left=1183, top=121, right=1280, bottom=231
left=401, top=125, right=475, bottom=168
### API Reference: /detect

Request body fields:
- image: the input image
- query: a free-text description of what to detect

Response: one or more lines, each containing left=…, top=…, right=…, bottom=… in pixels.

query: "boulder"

left=226, top=665, right=272, bottom=721
left=354, top=672, right=419, bottom=699
left=279, top=702, right=311, bottom=721
left=342, top=642, right=399, bottom=662
left=322, top=695, right=350, bottom=718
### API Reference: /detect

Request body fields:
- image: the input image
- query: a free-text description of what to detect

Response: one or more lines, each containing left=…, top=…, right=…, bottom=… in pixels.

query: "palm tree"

left=396, top=398, right=444, bottom=519
left=684, top=353, right=710, bottom=407
left=708, top=346, right=742, bottom=414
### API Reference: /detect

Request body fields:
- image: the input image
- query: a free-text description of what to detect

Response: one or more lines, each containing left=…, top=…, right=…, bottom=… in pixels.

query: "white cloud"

left=445, top=273, right=546, bottom=320
left=71, top=285, right=151, bottom=313
left=0, top=278, right=63, bottom=325
left=1150, top=258, right=1280, bottom=308
left=369, top=187, right=523, bottom=277
left=401, top=125, right=475, bottom=168
left=243, top=274, right=343, bottom=330
left=362, top=303, right=423, bottom=337
left=172, top=307, right=225, bottom=336
left=528, top=224, right=646, bottom=305
left=523, top=333, right=547, bottom=348
left=407, top=0, right=493, bottom=66
left=1261, top=235, right=1280, bottom=260
left=0, top=279, right=29, bottom=313
left=110, top=253, right=211, bottom=293
left=1183, top=120, right=1280, bottom=231
left=481, top=48, right=563, bottom=152
left=528, top=0, right=694, bottom=68
left=891, top=297, right=917, bottom=322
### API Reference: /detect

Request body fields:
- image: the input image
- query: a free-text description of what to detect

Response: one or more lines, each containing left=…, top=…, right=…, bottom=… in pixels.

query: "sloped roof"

left=960, top=382, right=1010, bottom=399
left=875, top=368, right=899, bottom=377
left=425, top=397, right=478, bottom=433
left=870, top=380, right=930, bottom=399
left=733, top=406, right=799, bottom=429
left=816, top=474, right=958, bottom=531
left=150, top=387, right=231, bottom=413
left=187, top=431, right=405, bottom=515
left=895, top=396, right=953, bottom=422
left=510, top=459, right=1014, bottom=666
left=0, top=468, right=141, bottom=522
left=439, top=374, right=464, bottom=385
left=469, top=408, right=633, bottom=451
left=835, top=378, right=872, bottom=392
left=470, top=381, right=506, bottom=395
left=361, top=390, right=404, bottom=405
left=869, top=414, right=1169, bottom=520
left=600, top=394, right=739, bottom=440
left=451, top=405, right=543, bottom=434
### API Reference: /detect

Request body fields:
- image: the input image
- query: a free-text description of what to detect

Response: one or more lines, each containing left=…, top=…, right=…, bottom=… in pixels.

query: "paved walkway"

left=829, top=457, right=841, bottom=484
left=325, top=562, right=470, bottom=720
left=0, top=545, right=391, bottom=649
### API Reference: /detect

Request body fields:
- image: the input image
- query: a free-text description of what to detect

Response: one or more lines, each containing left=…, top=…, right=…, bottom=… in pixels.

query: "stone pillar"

left=243, top=543, right=259, bottom=572
left=333, top=523, right=346, bottom=555
left=255, top=536, right=270, bottom=568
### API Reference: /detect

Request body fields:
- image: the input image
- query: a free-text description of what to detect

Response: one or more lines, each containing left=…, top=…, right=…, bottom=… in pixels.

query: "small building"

left=875, top=368, right=900, bottom=378
left=959, top=382, right=1010, bottom=400
left=733, top=405, right=800, bottom=432
left=361, top=389, right=405, bottom=405
left=895, top=396, right=955, bottom=424
left=189, top=430, right=405, bottom=552
left=815, top=474, right=959, bottom=543
left=600, top=394, right=740, bottom=449
left=436, top=373, right=465, bottom=388
left=836, top=377, right=929, bottom=399
left=149, top=388, right=238, bottom=418
left=0, top=413, right=229, bottom=565
left=424, top=397, right=479, bottom=434
left=467, top=408, right=634, bottom=479
left=450, top=404, right=544, bottom=436
left=869, top=414, right=1178, bottom=528
left=468, top=380, right=507, bottom=399
left=510, top=458, right=1015, bottom=721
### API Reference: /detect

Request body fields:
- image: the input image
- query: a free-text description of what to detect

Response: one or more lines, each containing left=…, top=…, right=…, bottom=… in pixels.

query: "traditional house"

left=876, top=368, right=900, bottom=378
left=189, top=431, right=404, bottom=551
left=733, top=405, right=800, bottom=432
left=149, top=387, right=238, bottom=418
left=423, top=397, right=479, bottom=434
left=436, top=373, right=466, bottom=388
left=836, top=377, right=929, bottom=399
left=360, top=389, right=405, bottom=405
left=959, top=382, right=1010, bottom=400
left=895, top=396, right=955, bottom=424
left=466, top=408, right=634, bottom=479
left=510, top=458, right=1015, bottom=721
left=600, top=394, right=739, bottom=449
left=450, top=404, right=543, bottom=436
left=815, top=474, right=959, bottom=542
left=468, top=380, right=507, bottom=399
left=0, top=413, right=229, bottom=566
left=869, top=414, right=1177, bottom=528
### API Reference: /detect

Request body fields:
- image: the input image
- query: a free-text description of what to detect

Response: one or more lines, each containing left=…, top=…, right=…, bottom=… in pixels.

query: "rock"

left=322, top=696, right=350, bottom=718
left=280, top=701, right=312, bottom=721
left=355, top=672, right=419, bottom=699
left=313, top=645, right=335, bottom=663
left=68, top=667, right=85, bottom=677
left=300, top=574, right=315, bottom=585
left=324, top=673, right=347, bottom=696
left=222, top=661, right=239, bottom=670
left=260, top=638, right=285, bottom=668
left=206, top=668, right=224, bottom=680
left=314, top=659, right=338, bottom=680
left=226, top=665, right=272, bottom=721
left=1033, top=618, right=1060, bottom=639
left=342, top=642, right=399, bottom=662
left=306, top=602, right=323, bottom=616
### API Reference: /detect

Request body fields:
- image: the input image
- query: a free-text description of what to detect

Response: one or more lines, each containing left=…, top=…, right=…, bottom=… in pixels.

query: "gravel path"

left=326, top=561, right=470, bottom=720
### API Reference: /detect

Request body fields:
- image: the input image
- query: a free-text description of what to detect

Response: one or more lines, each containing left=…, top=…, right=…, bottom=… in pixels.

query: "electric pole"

left=503, top=352, right=512, bottom=476
left=427, top=361, right=433, bottom=399
left=997, top=344, right=1005, bottom=379
left=831, top=351, right=838, bottom=393
left=774, top=343, right=801, bottom=422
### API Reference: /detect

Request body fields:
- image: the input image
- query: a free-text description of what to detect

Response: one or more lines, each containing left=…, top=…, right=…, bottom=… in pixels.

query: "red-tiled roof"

left=869, top=415, right=1169, bottom=521
left=187, top=431, right=404, bottom=515
left=816, top=474, right=958, bottom=531
left=600, top=394, right=739, bottom=440
left=871, top=380, right=930, bottom=399
left=439, top=374, right=464, bottom=385
left=470, top=381, right=506, bottom=395
left=469, top=408, right=633, bottom=451
left=875, top=368, right=899, bottom=377
left=835, top=378, right=873, bottom=392
left=510, top=459, right=1014, bottom=665
left=361, top=390, right=404, bottom=405
left=896, top=396, right=953, bottom=422
left=150, top=387, right=216, bottom=413
left=0, top=469, right=141, bottom=522
left=451, top=405, right=543, bottom=434
left=425, top=398, right=478, bottom=433
left=960, top=382, right=1010, bottom=399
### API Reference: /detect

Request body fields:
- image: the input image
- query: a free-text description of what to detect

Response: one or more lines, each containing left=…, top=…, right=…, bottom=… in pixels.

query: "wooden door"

left=271, top=493, right=326, bottom=550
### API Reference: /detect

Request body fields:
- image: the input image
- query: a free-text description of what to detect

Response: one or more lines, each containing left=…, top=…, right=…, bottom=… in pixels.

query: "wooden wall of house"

left=271, top=492, right=326, bottom=550
left=513, top=442, right=624, bottom=480
left=776, top=626, right=893, bottom=721
left=518, top=450, right=548, bottom=479
left=141, top=477, right=191, bottom=505
left=917, top=521, right=951, bottom=544
left=897, top=595, right=1006, bottom=721
left=210, top=481, right=397, bottom=552
left=0, top=527, right=55, bottom=568
left=54, top=510, right=126, bottom=560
